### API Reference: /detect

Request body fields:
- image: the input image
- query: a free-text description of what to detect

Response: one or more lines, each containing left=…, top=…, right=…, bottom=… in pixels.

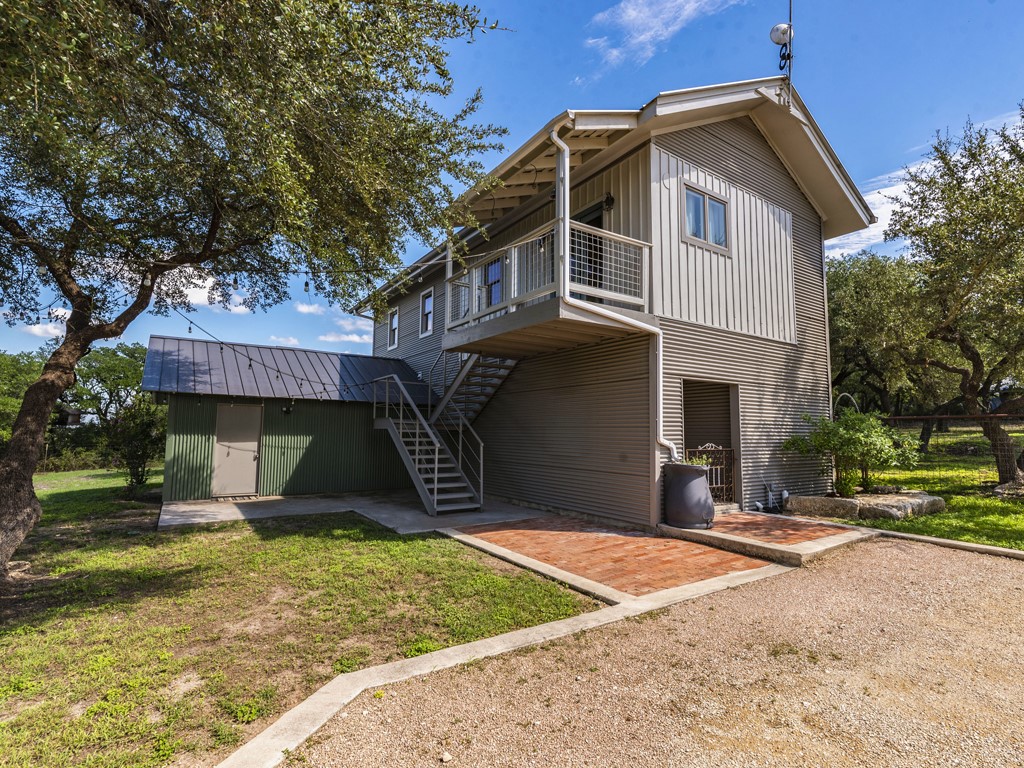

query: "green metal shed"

left=142, top=336, right=415, bottom=502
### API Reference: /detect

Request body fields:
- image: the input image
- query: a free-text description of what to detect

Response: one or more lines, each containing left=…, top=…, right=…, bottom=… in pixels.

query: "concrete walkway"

left=157, top=491, right=540, bottom=533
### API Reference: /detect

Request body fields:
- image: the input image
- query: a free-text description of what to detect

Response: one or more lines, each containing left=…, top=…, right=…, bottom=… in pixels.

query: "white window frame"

left=387, top=308, right=399, bottom=350
left=682, top=183, right=730, bottom=254
left=419, top=287, right=434, bottom=338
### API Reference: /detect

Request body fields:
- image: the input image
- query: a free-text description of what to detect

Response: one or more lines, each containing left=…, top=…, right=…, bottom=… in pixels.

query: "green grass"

left=851, top=427, right=1024, bottom=551
left=1, top=469, right=597, bottom=768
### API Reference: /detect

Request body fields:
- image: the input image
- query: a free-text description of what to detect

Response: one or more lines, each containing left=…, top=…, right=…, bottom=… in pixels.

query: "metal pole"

left=788, top=0, right=794, bottom=108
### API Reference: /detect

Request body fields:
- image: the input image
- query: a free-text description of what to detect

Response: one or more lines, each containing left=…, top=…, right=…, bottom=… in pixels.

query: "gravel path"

left=286, top=539, right=1024, bottom=767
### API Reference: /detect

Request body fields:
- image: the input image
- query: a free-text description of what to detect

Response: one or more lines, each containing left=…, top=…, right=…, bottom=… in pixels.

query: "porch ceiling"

left=465, top=124, right=634, bottom=224
left=442, top=298, right=648, bottom=358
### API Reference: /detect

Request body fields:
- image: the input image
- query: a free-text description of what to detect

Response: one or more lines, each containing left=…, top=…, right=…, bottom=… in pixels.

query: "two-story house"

left=361, top=77, right=872, bottom=528
left=144, top=78, right=872, bottom=527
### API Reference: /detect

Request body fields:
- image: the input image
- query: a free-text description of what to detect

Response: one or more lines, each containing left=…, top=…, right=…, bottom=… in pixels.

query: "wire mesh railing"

left=446, top=220, right=648, bottom=330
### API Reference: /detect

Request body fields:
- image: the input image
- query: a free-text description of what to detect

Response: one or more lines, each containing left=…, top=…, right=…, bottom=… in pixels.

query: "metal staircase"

left=428, top=354, right=518, bottom=423
left=372, top=354, right=517, bottom=516
left=373, top=375, right=482, bottom=515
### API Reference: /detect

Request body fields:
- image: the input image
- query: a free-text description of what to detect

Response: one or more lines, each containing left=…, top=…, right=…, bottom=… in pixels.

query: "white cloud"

left=269, top=335, right=300, bottom=346
left=587, top=0, right=746, bottom=67
left=227, top=299, right=251, bottom=315
left=318, top=332, right=373, bottom=344
left=295, top=302, right=325, bottom=315
left=22, top=322, right=64, bottom=338
left=50, top=307, right=71, bottom=320
left=334, top=314, right=373, bottom=332
left=825, top=169, right=912, bottom=257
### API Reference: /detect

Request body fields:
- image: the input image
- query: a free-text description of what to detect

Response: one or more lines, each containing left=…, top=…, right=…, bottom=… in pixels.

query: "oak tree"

left=0, top=0, right=503, bottom=571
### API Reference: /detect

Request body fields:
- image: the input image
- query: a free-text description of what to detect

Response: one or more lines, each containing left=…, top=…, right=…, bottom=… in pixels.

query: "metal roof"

left=142, top=336, right=424, bottom=403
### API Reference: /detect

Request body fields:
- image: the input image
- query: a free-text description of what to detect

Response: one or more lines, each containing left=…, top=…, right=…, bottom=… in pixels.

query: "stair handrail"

left=432, top=397, right=485, bottom=505
left=372, top=374, right=441, bottom=510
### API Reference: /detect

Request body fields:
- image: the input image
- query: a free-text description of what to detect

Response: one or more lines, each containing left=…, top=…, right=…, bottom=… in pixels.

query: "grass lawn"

left=855, top=430, right=1024, bottom=551
left=0, top=469, right=597, bottom=768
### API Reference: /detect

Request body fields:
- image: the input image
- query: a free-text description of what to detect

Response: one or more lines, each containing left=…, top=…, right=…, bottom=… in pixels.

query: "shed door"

left=212, top=404, right=262, bottom=497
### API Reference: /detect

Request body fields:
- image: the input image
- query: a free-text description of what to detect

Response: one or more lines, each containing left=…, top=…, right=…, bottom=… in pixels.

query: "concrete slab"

left=659, top=510, right=877, bottom=566
left=158, top=496, right=357, bottom=529
left=158, top=491, right=545, bottom=534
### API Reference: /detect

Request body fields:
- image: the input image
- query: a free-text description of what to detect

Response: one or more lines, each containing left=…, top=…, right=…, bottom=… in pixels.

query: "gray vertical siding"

left=652, top=139, right=795, bottom=341
left=473, top=334, right=654, bottom=527
left=651, top=118, right=832, bottom=506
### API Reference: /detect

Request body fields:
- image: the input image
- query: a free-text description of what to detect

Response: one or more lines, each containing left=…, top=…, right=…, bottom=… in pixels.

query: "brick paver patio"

left=454, top=516, right=772, bottom=596
left=711, top=511, right=847, bottom=545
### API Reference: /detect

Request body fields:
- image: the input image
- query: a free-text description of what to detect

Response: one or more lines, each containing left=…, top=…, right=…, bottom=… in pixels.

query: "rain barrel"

left=664, top=464, right=715, bottom=529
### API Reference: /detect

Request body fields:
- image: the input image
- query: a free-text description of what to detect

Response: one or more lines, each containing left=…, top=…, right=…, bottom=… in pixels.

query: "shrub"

left=104, top=401, right=166, bottom=495
left=783, top=410, right=919, bottom=496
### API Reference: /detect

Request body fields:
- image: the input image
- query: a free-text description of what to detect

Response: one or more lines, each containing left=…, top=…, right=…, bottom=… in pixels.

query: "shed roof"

left=142, top=336, right=421, bottom=403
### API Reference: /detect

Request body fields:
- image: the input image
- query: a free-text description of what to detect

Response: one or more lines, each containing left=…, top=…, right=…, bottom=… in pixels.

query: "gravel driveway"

left=287, top=539, right=1024, bottom=767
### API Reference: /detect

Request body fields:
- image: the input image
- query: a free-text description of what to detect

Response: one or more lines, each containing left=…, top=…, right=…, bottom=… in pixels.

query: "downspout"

left=549, top=126, right=679, bottom=463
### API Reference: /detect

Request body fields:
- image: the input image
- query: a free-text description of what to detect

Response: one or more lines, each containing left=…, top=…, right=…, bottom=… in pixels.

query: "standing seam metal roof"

left=142, top=336, right=424, bottom=403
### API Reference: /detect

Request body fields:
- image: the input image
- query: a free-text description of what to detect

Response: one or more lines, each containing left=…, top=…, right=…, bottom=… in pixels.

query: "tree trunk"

left=0, top=337, right=89, bottom=574
left=979, top=417, right=1024, bottom=486
left=919, top=420, right=934, bottom=453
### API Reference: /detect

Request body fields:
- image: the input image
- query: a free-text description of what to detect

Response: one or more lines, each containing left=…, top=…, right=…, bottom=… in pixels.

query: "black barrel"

left=664, top=464, right=715, bottom=529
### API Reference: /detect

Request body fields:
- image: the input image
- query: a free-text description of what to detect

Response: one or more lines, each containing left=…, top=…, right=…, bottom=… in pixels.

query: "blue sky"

left=4, top=0, right=1023, bottom=355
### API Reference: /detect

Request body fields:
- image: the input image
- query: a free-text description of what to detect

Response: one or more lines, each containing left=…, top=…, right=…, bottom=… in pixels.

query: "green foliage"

left=0, top=0, right=504, bottom=338
left=71, top=342, right=149, bottom=425
left=103, top=400, right=167, bottom=493
left=783, top=410, right=919, bottom=495
left=0, top=349, right=44, bottom=449
left=827, top=252, right=957, bottom=414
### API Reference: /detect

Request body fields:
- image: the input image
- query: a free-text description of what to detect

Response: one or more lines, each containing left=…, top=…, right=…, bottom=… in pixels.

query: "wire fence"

left=880, top=416, right=1024, bottom=496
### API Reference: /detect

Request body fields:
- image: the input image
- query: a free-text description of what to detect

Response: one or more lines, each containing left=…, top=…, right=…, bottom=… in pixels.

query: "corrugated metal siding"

left=681, top=381, right=732, bottom=449
left=652, top=138, right=795, bottom=341
left=164, top=394, right=217, bottom=501
left=259, top=399, right=410, bottom=495
left=651, top=118, right=831, bottom=506
left=473, top=334, right=653, bottom=527
left=163, top=394, right=410, bottom=501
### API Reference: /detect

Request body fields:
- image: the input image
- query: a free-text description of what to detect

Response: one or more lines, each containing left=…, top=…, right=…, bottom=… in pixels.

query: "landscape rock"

left=785, top=491, right=945, bottom=521
left=784, top=495, right=860, bottom=518
left=857, top=492, right=945, bottom=521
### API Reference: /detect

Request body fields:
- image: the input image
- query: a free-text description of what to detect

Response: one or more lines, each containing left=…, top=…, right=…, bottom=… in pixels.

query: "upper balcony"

left=443, top=220, right=652, bottom=358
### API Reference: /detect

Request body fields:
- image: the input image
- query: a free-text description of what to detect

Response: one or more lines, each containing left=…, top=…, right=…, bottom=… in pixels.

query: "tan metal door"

left=212, top=404, right=262, bottom=497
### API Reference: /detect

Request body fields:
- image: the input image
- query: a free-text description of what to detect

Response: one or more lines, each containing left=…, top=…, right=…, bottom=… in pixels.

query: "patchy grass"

left=1, top=470, right=597, bottom=768
left=853, top=434, right=1024, bottom=551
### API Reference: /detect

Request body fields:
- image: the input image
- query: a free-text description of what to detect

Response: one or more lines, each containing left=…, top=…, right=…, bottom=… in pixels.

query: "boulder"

left=856, top=492, right=945, bottom=521
left=785, top=491, right=945, bottom=521
left=784, top=495, right=860, bottom=518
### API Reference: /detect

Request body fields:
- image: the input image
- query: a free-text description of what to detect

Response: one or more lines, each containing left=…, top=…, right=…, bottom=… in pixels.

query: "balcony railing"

left=446, top=220, right=649, bottom=330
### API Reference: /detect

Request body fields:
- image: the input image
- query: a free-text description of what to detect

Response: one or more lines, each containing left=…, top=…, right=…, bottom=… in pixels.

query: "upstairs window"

left=387, top=308, right=399, bottom=350
left=684, top=187, right=729, bottom=250
left=419, top=288, right=433, bottom=337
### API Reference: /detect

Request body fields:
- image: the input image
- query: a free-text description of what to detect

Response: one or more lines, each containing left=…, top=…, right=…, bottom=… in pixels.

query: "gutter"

left=549, top=126, right=679, bottom=463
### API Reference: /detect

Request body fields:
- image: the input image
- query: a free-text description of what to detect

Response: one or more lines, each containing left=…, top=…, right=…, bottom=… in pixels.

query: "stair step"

left=435, top=502, right=481, bottom=513
left=436, top=493, right=475, bottom=505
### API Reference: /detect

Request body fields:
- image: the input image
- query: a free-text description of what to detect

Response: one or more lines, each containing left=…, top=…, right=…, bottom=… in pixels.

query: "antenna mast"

left=770, top=1, right=794, bottom=109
